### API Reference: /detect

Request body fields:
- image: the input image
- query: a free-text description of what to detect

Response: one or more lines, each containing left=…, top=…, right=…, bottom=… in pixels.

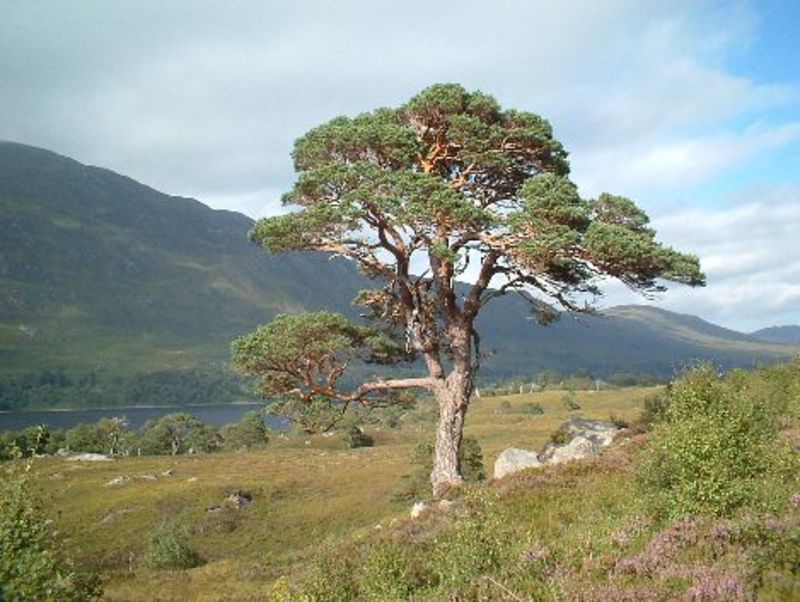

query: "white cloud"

left=1, top=0, right=798, bottom=330
left=573, top=121, right=800, bottom=197
left=598, top=186, right=800, bottom=331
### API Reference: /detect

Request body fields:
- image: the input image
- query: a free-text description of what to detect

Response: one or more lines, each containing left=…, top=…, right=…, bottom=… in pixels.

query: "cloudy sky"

left=1, top=0, right=798, bottom=331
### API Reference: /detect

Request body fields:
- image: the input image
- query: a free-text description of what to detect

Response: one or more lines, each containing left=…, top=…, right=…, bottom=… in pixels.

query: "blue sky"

left=0, top=0, right=798, bottom=331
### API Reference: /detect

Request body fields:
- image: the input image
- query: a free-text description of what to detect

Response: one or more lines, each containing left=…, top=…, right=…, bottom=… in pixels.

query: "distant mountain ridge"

left=0, top=141, right=796, bottom=407
left=751, top=325, right=800, bottom=345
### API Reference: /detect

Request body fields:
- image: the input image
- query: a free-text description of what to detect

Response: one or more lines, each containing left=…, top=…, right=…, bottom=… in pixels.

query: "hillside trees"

left=234, top=84, right=704, bottom=497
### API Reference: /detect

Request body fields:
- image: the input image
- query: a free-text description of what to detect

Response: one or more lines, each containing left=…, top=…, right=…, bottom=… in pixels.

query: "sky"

left=1, top=0, right=798, bottom=332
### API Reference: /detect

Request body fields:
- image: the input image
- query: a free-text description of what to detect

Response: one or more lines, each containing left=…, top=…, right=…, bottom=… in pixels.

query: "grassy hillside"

left=26, top=386, right=654, bottom=600
left=1, top=141, right=796, bottom=408
left=19, top=359, right=800, bottom=601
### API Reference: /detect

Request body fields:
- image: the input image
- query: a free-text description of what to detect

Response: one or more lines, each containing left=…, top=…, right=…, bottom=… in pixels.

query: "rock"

left=494, top=447, right=543, bottom=479
left=105, top=475, right=131, bottom=487
left=187, top=477, right=198, bottom=483
left=543, top=435, right=599, bottom=465
left=225, top=490, right=252, bottom=509
left=493, top=418, right=625, bottom=479
left=410, top=501, right=427, bottom=518
left=139, top=473, right=157, bottom=481
left=161, top=469, right=174, bottom=477
left=66, top=453, right=113, bottom=462
left=540, top=417, right=624, bottom=465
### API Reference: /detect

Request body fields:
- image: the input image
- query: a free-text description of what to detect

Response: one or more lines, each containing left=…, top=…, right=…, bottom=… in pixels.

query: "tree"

left=236, top=84, right=704, bottom=497
left=221, top=410, right=269, bottom=449
left=140, top=413, right=218, bottom=455
left=1, top=443, right=102, bottom=600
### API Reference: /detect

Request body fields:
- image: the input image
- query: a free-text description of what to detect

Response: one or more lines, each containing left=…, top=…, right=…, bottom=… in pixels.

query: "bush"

left=360, top=542, right=424, bottom=601
left=342, top=425, right=374, bottom=449
left=520, top=402, right=544, bottom=415
left=639, top=365, right=797, bottom=518
left=563, top=390, right=581, bottom=411
left=429, top=489, right=506, bottom=592
left=140, top=413, right=219, bottom=455
left=0, top=445, right=102, bottom=600
left=221, top=410, right=268, bottom=450
left=636, top=391, right=670, bottom=431
left=143, top=522, right=203, bottom=570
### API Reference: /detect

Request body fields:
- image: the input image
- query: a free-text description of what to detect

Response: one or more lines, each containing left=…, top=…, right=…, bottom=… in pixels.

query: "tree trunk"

left=430, top=371, right=471, bottom=498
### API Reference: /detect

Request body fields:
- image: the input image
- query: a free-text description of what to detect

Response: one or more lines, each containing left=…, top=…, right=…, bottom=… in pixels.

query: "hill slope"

left=751, top=325, right=800, bottom=345
left=0, top=142, right=796, bottom=407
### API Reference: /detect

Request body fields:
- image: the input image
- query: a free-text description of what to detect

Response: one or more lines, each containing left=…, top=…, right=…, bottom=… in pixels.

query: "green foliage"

left=64, top=416, right=131, bottom=455
left=140, top=413, right=219, bottom=455
left=341, top=425, right=374, bottom=449
left=233, top=312, right=408, bottom=433
left=562, top=390, right=581, bottom=410
left=0, top=367, right=250, bottom=411
left=360, top=542, right=425, bottom=601
left=535, top=369, right=563, bottom=388
left=0, top=448, right=102, bottom=601
left=639, top=365, right=797, bottom=517
left=520, top=401, right=545, bottom=415
left=142, top=521, right=203, bottom=570
left=636, top=391, right=671, bottom=431
left=221, top=410, right=269, bottom=450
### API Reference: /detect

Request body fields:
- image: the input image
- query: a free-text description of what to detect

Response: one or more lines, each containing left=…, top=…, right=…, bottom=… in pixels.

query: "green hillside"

left=0, top=142, right=796, bottom=408
left=752, top=325, right=800, bottom=345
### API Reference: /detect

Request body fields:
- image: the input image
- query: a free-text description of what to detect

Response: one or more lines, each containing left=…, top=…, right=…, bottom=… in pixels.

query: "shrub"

left=140, top=413, right=219, bottom=455
left=636, top=391, right=670, bottom=431
left=563, top=390, right=581, bottom=411
left=520, top=401, right=544, bottom=415
left=360, top=542, right=425, bottom=601
left=639, top=365, right=797, bottom=517
left=429, top=489, right=506, bottom=592
left=0, top=444, right=102, bottom=600
left=221, top=410, right=268, bottom=450
left=143, top=522, right=203, bottom=570
left=342, top=425, right=374, bottom=449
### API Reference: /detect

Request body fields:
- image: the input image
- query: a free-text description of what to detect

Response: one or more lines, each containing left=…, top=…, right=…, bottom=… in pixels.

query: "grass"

left=22, top=386, right=656, bottom=600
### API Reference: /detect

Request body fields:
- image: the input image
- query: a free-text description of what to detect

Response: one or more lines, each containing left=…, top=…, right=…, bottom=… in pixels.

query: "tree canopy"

left=237, top=83, right=704, bottom=495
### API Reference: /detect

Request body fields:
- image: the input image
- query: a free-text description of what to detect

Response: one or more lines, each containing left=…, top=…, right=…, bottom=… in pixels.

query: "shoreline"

left=0, top=401, right=264, bottom=414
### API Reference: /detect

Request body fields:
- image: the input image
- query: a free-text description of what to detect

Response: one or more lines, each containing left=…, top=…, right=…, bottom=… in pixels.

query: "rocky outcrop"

left=494, top=448, right=543, bottom=479
left=493, top=417, right=624, bottom=479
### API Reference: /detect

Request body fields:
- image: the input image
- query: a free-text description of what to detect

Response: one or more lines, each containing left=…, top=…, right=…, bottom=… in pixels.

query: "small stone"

left=225, top=490, right=253, bottom=509
left=139, top=473, right=157, bottom=481
left=410, top=501, right=427, bottom=518
left=105, top=475, right=131, bottom=487
left=187, top=477, right=198, bottom=483
left=161, top=469, right=174, bottom=477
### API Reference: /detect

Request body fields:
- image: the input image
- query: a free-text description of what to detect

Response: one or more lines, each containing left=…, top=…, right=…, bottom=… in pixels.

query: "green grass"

left=21, top=387, right=653, bottom=600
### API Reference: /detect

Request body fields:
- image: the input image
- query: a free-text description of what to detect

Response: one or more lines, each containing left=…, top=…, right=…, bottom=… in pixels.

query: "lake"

left=0, top=403, right=285, bottom=431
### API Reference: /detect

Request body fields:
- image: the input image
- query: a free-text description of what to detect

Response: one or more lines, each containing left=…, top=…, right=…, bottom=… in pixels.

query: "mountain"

left=0, top=141, right=796, bottom=407
left=750, top=325, right=800, bottom=345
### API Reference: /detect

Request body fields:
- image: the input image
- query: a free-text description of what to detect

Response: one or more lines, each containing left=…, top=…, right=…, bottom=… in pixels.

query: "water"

left=0, top=403, right=285, bottom=431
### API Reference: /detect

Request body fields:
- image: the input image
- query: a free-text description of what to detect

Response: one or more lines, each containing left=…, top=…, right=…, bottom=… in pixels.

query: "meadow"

left=26, top=387, right=654, bottom=601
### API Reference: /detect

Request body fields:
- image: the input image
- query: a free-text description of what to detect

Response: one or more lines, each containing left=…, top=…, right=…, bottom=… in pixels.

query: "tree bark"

left=430, top=379, right=470, bottom=498
left=429, top=322, right=473, bottom=498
